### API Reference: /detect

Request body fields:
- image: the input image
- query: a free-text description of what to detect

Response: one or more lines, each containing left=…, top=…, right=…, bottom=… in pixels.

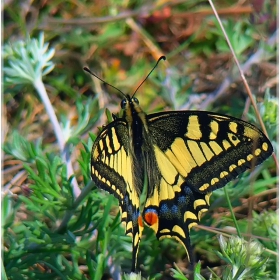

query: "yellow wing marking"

left=159, top=229, right=170, bottom=234
left=121, top=210, right=127, bottom=220
left=107, top=146, right=133, bottom=192
left=200, top=142, right=215, bottom=160
left=93, top=147, right=99, bottom=159
left=229, top=164, right=237, bottom=172
left=154, top=145, right=180, bottom=185
left=211, top=178, right=219, bottom=186
left=184, top=211, right=197, bottom=222
left=159, top=178, right=175, bottom=200
left=220, top=171, right=229, bottom=178
left=105, top=135, right=112, bottom=153
left=209, top=141, right=223, bottom=155
left=99, top=140, right=104, bottom=152
left=146, top=187, right=159, bottom=206
left=244, top=126, right=260, bottom=139
left=121, top=148, right=128, bottom=183
left=173, top=225, right=186, bottom=238
left=199, top=183, right=210, bottom=192
left=197, top=208, right=208, bottom=220
left=228, top=133, right=241, bottom=146
left=194, top=199, right=207, bottom=209
left=238, top=159, right=246, bottom=166
left=165, top=138, right=197, bottom=177
left=254, top=148, right=261, bottom=156
left=110, top=156, right=115, bottom=169
left=247, top=154, right=254, bottom=161
left=209, top=120, right=219, bottom=140
left=213, top=115, right=230, bottom=121
left=188, top=222, right=198, bottom=230
left=126, top=221, right=133, bottom=232
left=262, top=142, right=269, bottom=151
left=185, top=115, right=202, bottom=140
left=187, top=140, right=207, bottom=166
left=164, top=138, right=220, bottom=178
left=205, top=193, right=211, bottom=205
left=134, top=232, right=140, bottom=247
left=159, top=226, right=186, bottom=238
left=229, top=122, right=238, bottom=133
left=111, top=127, right=121, bottom=150
left=104, top=154, right=109, bottom=165
left=222, top=140, right=231, bottom=150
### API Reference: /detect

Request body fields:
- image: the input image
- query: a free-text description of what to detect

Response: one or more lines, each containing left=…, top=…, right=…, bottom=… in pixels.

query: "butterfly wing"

left=143, top=111, right=273, bottom=262
left=91, top=120, right=143, bottom=270
left=148, top=111, right=273, bottom=192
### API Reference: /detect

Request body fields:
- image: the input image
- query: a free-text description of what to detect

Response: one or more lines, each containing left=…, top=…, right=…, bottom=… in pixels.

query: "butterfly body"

left=91, top=94, right=273, bottom=271
left=121, top=96, right=159, bottom=196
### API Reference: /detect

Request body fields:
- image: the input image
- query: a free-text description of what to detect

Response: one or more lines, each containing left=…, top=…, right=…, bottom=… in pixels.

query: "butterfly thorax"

left=121, top=95, right=160, bottom=197
left=121, top=95, right=148, bottom=149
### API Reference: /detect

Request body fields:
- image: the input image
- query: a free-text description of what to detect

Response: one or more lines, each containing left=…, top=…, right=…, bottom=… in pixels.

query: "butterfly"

left=88, top=57, right=273, bottom=272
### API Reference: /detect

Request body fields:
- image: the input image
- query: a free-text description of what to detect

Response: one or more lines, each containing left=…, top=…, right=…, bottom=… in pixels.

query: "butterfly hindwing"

left=91, top=119, right=144, bottom=266
left=143, top=167, right=211, bottom=263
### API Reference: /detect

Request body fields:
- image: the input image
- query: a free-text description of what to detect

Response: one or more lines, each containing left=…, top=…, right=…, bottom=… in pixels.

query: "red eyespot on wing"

left=144, top=209, right=158, bottom=226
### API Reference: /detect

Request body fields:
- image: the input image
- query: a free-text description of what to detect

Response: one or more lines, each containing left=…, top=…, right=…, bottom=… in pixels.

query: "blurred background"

left=3, top=1, right=277, bottom=279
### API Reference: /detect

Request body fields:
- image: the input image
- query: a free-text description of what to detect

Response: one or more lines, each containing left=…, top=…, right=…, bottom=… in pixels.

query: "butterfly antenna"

left=83, top=67, right=126, bottom=98
left=132, top=55, right=166, bottom=98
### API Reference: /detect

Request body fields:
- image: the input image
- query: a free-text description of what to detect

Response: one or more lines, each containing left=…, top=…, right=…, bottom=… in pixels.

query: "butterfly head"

left=120, top=95, right=143, bottom=118
left=121, top=95, right=139, bottom=109
left=119, top=55, right=166, bottom=115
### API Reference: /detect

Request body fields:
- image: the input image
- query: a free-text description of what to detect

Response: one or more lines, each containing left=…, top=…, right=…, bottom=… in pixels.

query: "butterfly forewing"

left=148, top=111, right=273, bottom=193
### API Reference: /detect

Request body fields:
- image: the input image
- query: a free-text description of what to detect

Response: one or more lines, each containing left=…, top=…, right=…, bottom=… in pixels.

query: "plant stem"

left=33, top=78, right=81, bottom=197
left=223, top=187, right=241, bottom=238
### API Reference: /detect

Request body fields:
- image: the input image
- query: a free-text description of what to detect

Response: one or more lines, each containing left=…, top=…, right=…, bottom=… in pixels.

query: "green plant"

left=211, top=235, right=272, bottom=280
left=3, top=33, right=128, bottom=280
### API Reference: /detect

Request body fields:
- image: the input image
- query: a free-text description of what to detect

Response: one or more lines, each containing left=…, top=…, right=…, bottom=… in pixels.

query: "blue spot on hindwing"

left=183, top=185, right=194, bottom=205
left=178, top=196, right=186, bottom=206
left=124, top=195, right=129, bottom=206
left=159, top=203, right=172, bottom=219
left=132, top=210, right=140, bottom=226
left=171, top=205, right=181, bottom=218
left=171, top=205, right=178, bottom=214
left=127, top=205, right=133, bottom=215
left=184, top=185, right=193, bottom=195
left=145, top=208, right=157, bottom=214
left=160, top=203, right=169, bottom=214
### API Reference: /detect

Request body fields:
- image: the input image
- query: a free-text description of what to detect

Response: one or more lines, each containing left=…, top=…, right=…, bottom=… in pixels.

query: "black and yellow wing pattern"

left=90, top=95, right=273, bottom=271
